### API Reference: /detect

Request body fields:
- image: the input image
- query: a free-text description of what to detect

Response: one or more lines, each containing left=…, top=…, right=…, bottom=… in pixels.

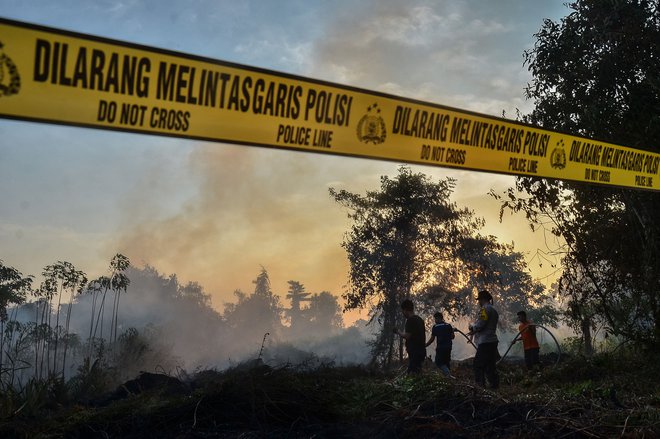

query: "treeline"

left=0, top=254, right=369, bottom=406
left=0, top=255, right=130, bottom=389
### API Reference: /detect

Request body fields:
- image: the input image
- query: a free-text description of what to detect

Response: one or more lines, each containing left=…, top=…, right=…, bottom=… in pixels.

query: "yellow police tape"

left=0, top=18, right=658, bottom=191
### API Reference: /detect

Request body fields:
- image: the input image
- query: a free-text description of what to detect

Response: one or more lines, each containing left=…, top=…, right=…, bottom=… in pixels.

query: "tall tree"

left=223, top=267, right=283, bottom=353
left=330, top=166, right=481, bottom=366
left=285, top=280, right=311, bottom=333
left=85, top=254, right=130, bottom=365
left=499, top=0, right=660, bottom=347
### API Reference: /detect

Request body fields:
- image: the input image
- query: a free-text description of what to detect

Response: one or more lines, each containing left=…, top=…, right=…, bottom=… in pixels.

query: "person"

left=468, top=290, right=500, bottom=389
left=514, top=310, right=540, bottom=371
left=425, top=311, right=455, bottom=377
left=394, top=299, right=426, bottom=374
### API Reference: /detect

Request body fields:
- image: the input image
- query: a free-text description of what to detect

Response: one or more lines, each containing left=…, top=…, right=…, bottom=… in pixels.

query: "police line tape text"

left=97, top=99, right=190, bottom=131
left=419, top=145, right=466, bottom=165
left=276, top=124, right=333, bottom=148
left=584, top=167, right=611, bottom=183
left=508, top=157, right=538, bottom=174
left=33, top=39, right=352, bottom=127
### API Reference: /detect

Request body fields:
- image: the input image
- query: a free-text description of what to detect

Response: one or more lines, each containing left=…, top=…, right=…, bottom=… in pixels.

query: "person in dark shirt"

left=425, top=311, right=455, bottom=377
left=394, top=299, right=426, bottom=374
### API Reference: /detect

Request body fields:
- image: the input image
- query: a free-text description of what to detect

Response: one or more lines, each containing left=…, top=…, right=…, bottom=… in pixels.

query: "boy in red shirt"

left=514, top=311, right=540, bottom=370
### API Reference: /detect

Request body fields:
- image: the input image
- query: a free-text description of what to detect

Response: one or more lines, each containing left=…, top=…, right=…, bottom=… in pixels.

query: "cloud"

left=306, top=0, right=549, bottom=117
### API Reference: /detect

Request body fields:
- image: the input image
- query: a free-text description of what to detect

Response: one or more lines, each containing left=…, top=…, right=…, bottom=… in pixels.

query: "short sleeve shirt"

left=519, top=321, right=539, bottom=350
left=405, top=315, right=426, bottom=352
left=431, top=322, right=454, bottom=350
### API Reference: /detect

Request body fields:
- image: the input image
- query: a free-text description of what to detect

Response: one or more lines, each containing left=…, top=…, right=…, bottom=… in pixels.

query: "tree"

left=108, top=254, right=130, bottom=345
left=223, top=267, right=283, bottom=353
left=499, top=0, right=660, bottom=348
left=330, top=166, right=482, bottom=366
left=0, top=261, right=32, bottom=323
left=451, top=236, right=558, bottom=330
left=0, top=261, right=32, bottom=380
left=176, top=280, right=212, bottom=309
left=284, top=280, right=311, bottom=334
left=305, top=291, right=343, bottom=335
left=86, top=254, right=130, bottom=364
left=41, top=261, right=87, bottom=378
left=554, top=258, right=608, bottom=355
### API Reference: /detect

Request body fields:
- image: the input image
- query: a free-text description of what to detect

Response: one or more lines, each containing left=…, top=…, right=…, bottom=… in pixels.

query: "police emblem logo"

left=550, top=139, right=567, bottom=169
left=356, top=103, right=386, bottom=145
left=0, top=41, right=21, bottom=98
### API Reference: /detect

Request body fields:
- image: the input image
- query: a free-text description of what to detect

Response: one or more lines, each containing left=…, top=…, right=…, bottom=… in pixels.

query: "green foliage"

left=560, top=336, right=585, bottom=356
left=338, top=373, right=454, bottom=419
left=67, top=356, right=113, bottom=402
left=499, top=0, right=660, bottom=349
left=0, top=374, right=74, bottom=420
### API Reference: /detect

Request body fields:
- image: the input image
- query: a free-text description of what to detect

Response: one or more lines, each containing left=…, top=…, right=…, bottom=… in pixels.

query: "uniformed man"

left=468, top=290, right=500, bottom=389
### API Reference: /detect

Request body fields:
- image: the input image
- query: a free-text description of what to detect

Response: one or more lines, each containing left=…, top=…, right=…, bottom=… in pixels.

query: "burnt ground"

left=1, top=351, right=659, bottom=438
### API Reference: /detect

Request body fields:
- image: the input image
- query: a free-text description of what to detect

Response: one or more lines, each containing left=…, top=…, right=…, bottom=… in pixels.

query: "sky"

left=0, top=0, right=569, bottom=320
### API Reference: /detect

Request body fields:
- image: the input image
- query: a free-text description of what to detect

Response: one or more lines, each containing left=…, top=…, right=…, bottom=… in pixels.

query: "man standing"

left=425, top=311, right=455, bottom=377
left=468, top=290, right=500, bottom=389
left=394, top=299, right=426, bottom=374
left=514, top=310, right=540, bottom=371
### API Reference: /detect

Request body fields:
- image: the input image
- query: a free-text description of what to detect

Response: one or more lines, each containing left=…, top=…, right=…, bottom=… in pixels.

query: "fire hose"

left=454, top=325, right=562, bottom=366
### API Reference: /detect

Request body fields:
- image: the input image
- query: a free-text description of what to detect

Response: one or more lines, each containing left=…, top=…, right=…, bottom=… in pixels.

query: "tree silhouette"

left=332, top=167, right=555, bottom=366
left=0, top=261, right=32, bottom=379
left=285, top=280, right=311, bottom=334
left=499, top=0, right=660, bottom=347
left=86, top=254, right=130, bottom=365
left=224, top=267, right=283, bottom=353
left=331, top=166, right=481, bottom=367
left=305, top=291, right=343, bottom=335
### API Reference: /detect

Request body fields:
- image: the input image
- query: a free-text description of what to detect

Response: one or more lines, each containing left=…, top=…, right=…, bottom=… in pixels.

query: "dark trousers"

left=407, top=348, right=425, bottom=374
left=474, top=342, right=500, bottom=388
left=435, top=348, right=451, bottom=369
left=524, top=347, right=540, bottom=370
